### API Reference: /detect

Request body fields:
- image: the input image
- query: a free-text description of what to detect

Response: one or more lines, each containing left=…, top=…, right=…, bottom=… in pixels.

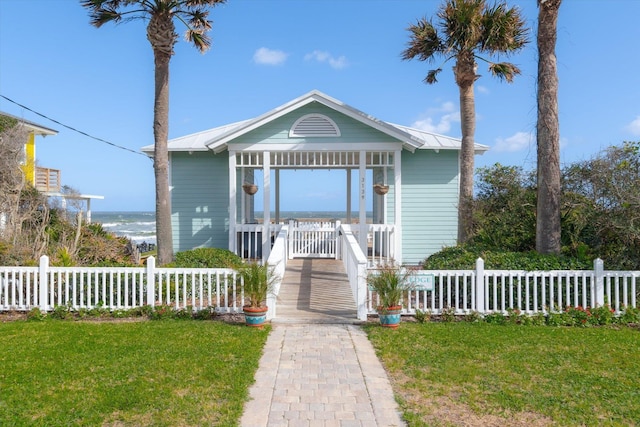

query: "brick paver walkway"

left=240, top=260, right=405, bottom=427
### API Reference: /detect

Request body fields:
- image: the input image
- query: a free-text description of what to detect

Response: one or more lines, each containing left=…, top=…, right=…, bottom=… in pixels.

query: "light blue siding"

left=400, top=150, right=459, bottom=265
left=170, top=152, right=229, bottom=252
left=228, top=103, right=398, bottom=146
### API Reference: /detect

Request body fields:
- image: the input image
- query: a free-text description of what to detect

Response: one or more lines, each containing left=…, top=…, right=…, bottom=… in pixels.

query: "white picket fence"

left=365, top=258, right=639, bottom=316
left=0, top=256, right=244, bottom=313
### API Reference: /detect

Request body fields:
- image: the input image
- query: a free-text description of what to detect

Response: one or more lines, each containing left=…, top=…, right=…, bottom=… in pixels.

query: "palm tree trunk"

left=455, top=55, right=477, bottom=243
left=153, top=56, right=173, bottom=265
left=536, top=0, right=562, bottom=254
left=148, top=13, right=176, bottom=265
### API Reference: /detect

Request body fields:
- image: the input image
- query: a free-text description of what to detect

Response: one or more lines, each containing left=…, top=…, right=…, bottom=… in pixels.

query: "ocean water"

left=92, top=212, right=157, bottom=246
left=91, top=211, right=374, bottom=246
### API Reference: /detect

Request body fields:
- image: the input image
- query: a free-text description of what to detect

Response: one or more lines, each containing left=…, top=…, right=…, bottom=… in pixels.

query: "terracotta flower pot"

left=243, top=305, right=268, bottom=328
left=377, top=305, right=402, bottom=328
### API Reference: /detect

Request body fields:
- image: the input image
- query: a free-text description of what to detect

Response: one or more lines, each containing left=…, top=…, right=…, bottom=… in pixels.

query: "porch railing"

left=265, top=225, right=289, bottom=320
left=35, top=167, right=61, bottom=193
left=337, top=224, right=368, bottom=320
left=368, top=223, right=396, bottom=265
left=235, top=223, right=283, bottom=260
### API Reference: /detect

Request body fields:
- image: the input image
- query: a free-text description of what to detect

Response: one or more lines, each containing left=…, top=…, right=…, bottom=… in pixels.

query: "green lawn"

left=365, top=322, right=640, bottom=427
left=0, top=320, right=268, bottom=427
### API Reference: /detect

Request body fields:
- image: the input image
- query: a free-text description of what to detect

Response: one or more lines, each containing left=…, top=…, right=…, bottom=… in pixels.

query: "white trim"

left=262, top=151, right=271, bottom=260
left=359, top=151, right=367, bottom=254
left=394, top=149, right=402, bottom=263
left=289, top=113, right=341, bottom=137
left=225, top=142, right=403, bottom=154
left=228, top=151, right=237, bottom=253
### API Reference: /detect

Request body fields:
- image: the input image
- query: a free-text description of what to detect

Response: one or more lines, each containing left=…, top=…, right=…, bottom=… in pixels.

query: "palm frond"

left=439, top=0, right=485, bottom=52
left=185, top=30, right=211, bottom=53
left=425, top=68, right=443, bottom=84
left=402, top=17, right=445, bottom=62
left=488, top=61, right=521, bottom=82
left=481, top=3, right=528, bottom=54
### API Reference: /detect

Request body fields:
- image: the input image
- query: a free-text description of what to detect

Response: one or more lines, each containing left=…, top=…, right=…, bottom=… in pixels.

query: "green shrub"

left=484, top=311, right=507, bottom=325
left=589, top=304, right=615, bottom=326
left=423, top=244, right=592, bottom=271
left=440, top=306, right=456, bottom=322
left=49, top=304, right=72, bottom=320
left=26, top=308, right=45, bottom=321
left=464, top=311, right=482, bottom=323
left=619, top=306, right=640, bottom=324
left=149, top=304, right=176, bottom=320
left=168, top=248, right=243, bottom=269
left=414, top=309, right=430, bottom=323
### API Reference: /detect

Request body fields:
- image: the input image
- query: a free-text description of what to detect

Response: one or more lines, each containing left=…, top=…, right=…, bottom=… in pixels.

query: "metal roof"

left=0, top=111, right=58, bottom=136
left=141, top=91, right=488, bottom=155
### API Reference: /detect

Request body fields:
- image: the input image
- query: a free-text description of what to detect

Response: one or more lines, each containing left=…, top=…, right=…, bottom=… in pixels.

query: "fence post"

left=146, top=256, right=156, bottom=306
left=39, top=255, right=49, bottom=311
left=594, top=258, right=604, bottom=307
left=475, top=257, right=485, bottom=313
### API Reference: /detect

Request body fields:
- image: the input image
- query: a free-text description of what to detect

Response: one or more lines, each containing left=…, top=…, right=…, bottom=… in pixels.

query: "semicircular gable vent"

left=289, top=114, right=341, bottom=137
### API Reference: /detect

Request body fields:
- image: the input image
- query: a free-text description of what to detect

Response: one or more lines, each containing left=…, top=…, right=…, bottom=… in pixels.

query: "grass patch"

left=365, top=322, right=640, bottom=426
left=0, top=320, right=268, bottom=426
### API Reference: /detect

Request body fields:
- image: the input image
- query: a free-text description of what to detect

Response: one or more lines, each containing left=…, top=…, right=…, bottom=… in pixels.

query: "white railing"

left=368, top=224, right=396, bottom=265
left=265, top=225, right=289, bottom=320
left=338, top=224, right=368, bottom=320
left=366, top=258, right=639, bottom=315
left=0, top=256, right=243, bottom=313
left=289, top=220, right=338, bottom=258
left=235, top=223, right=283, bottom=261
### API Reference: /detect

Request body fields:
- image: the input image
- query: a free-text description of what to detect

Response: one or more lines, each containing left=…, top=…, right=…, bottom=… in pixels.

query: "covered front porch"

left=229, top=150, right=402, bottom=265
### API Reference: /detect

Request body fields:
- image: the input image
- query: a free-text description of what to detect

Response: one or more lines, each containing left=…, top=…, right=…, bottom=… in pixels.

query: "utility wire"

left=0, top=94, right=148, bottom=158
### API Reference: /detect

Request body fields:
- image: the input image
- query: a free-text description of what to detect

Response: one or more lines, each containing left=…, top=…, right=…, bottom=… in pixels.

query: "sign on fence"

left=366, top=269, right=435, bottom=291
left=408, top=271, right=434, bottom=291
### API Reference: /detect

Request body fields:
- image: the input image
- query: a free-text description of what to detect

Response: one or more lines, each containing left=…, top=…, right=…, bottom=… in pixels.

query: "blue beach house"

left=142, top=91, right=488, bottom=265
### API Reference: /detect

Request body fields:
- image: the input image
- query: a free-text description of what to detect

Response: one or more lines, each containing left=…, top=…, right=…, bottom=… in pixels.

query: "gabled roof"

left=0, top=111, right=58, bottom=136
left=141, top=90, right=489, bottom=155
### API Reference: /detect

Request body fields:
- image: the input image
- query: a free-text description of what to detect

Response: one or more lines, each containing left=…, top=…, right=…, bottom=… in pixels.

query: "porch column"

left=359, top=150, right=367, bottom=255
left=262, top=151, right=271, bottom=261
left=275, top=169, right=280, bottom=224
left=228, top=150, right=237, bottom=253
left=394, top=149, right=402, bottom=263
left=346, top=169, right=352, bottom=223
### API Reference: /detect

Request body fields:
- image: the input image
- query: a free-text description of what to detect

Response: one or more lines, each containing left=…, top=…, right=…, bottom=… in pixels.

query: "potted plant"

left=367, top=263, right=412, bottom=328
left=239, top=261, right=276, bottom=328
left=242, top=183, right=258, bottom=195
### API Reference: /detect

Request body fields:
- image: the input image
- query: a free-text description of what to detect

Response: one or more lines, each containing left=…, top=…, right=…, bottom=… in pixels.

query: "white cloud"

left=625, top=116, right=640, bottom=136
left=476, top=85, right=490, bottom=94
left=304, top=50, right=348, bottom=69
left=253, top=47, right=288, bottom=66
left=493, top=131, right=534, bottom=152
left=411, top=102, right=460, bottom=134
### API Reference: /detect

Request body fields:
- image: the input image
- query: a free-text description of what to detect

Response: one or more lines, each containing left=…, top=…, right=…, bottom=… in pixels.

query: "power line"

left=0, top=94, right=149, bottom=158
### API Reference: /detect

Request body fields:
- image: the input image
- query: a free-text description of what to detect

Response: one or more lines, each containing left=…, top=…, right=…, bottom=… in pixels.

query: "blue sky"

left=1, top=0, right=639, bottom=212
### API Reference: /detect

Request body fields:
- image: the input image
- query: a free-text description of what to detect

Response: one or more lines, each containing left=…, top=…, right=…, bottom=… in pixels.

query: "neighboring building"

left=0, top=111, right=103, bottom=222
left=142, top=91, right=488, bottom=265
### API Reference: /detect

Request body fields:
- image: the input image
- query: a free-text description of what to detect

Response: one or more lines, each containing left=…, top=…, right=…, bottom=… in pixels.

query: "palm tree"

left=536, top=0, right=562, bottom=254
left=81, top=0, right=225, bottom=265
left=402, top=0, right=528, bottom=243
